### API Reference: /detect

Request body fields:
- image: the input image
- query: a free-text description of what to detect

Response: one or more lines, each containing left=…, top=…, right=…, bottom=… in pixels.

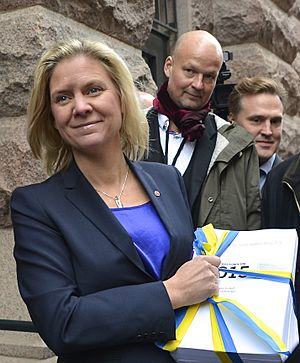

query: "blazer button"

left=143, top=332, right=149, bottom=339
left=208, top=196, right=214, bottom=203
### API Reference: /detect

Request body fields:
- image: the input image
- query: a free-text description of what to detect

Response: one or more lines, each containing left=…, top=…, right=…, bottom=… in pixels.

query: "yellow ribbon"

left=200, top=224, right=229, bottom=256
left=163, top=304, right=200, bottom=351
left=210, top=295, right=289, bottom=354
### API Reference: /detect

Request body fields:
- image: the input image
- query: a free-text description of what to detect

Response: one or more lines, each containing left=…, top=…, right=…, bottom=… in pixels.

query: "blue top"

left=112, top=201, right=170, bottom=280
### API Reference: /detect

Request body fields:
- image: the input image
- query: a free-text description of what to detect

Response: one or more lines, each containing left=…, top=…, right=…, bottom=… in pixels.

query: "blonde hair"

left=28, top=38, right=149, bottom=175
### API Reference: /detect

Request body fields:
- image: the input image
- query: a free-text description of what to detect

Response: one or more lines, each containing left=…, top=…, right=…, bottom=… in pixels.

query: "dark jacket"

left=286, top=343, right=300, bottom=362
left=11, top=160, right=194, bottom=363
left=262, top=153, right=300, bottom=322
left=146, top=109, right=261, bottom=230
left=262, top=152, right=300, bottom=233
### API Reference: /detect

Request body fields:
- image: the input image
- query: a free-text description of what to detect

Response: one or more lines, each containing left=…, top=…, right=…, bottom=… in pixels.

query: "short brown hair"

left=228, top=77, right=285, bottom=116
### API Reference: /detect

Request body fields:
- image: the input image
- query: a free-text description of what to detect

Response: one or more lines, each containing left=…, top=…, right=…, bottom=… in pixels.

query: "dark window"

left=142, top=0, right=178, bottom=88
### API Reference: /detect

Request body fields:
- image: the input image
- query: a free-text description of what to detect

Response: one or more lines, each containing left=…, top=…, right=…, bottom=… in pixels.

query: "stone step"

left=0, top=331, right=56, bottom=361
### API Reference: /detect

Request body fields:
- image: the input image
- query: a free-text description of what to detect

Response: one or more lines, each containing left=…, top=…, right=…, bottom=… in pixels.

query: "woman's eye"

left=88, top=87, right=102, bottom=95
left=55, top=95, right=69, bottom=104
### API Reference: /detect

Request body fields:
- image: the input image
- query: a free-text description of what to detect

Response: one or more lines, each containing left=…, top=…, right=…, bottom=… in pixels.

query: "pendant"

left=114, top=196, right=123, bottom=208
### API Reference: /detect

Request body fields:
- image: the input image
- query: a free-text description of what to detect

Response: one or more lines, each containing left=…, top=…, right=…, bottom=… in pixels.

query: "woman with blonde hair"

left=11, top=38, right=220, bottom=363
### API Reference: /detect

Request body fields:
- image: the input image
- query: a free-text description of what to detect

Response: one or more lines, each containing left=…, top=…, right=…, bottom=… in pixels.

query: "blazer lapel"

left=62, top=162, right=148, bottom=275
left=129, top=161, right=173, bottom=235
left=130, top=161, right=184, bottom=278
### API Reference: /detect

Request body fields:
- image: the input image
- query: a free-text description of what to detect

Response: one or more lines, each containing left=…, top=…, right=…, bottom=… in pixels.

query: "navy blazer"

left=11, top=160, right=194, bottom=363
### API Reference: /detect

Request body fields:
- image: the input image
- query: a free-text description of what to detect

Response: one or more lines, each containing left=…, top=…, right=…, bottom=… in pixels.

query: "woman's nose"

left=73, top=95, right=93, bottom=116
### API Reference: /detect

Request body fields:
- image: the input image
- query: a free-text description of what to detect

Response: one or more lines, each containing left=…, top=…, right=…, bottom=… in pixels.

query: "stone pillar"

left=176, top=0, right=193, bottom=36
left=178, top=0, right=300, bottom=158
left=0, top=1, right=156, bottom=360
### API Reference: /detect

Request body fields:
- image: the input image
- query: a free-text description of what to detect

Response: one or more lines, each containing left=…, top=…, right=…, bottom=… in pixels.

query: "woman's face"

left=49, top=55, right=123, bottom=155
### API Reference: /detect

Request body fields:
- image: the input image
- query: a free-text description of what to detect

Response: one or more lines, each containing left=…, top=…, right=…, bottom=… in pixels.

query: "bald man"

left=145, top=30, right=261, bottom=230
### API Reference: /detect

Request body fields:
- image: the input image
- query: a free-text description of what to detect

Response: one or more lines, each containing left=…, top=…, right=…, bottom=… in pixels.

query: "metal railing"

left=0, top=319, right=37, bottom=333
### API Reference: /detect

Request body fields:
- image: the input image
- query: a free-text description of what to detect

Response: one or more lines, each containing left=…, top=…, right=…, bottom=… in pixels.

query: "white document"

left=172, top=228, right=299, bottom=363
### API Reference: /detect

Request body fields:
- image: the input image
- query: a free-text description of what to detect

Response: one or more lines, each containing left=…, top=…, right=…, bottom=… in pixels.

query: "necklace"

left=97, top=166, right=129, bottom=208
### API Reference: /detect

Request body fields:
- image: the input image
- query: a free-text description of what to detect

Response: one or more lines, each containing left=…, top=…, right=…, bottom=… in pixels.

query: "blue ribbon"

left=219, top=268, right=297, bottom=316
left=209, top=299, right=247, bottom=363
left=209, top=297, right=290, bottom=358
left=193, top=229, right=239, bottom=257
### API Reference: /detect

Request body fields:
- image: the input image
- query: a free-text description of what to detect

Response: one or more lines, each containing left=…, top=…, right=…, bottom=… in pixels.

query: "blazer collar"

left=129, top=161, right=174, bottom=238
left=61, top=160, right=173, bottom=278
left=129, top=161, right=181, bottom=278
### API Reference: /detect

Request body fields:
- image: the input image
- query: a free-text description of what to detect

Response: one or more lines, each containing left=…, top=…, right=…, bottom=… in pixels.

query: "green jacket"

left=199, top=115, right=261, bottom=230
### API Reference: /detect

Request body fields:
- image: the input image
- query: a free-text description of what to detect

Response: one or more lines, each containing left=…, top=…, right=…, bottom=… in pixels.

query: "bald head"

left=173, top=30, right=223, bottom=63
left=164, top=30, right=223, bottom=110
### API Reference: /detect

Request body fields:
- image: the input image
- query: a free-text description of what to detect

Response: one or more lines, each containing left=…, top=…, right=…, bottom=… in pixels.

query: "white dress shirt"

left=158, top=113, right=196, bottom=175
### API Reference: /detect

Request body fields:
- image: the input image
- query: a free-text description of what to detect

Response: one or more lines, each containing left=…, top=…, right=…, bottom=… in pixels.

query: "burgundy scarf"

left=153, top=81, right=211, bottom=141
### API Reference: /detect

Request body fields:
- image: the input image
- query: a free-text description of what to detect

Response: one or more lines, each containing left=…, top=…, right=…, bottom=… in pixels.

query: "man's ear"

left=164, top=56, right=173, bottom=78
left=227, top=112, right=234, bottom=122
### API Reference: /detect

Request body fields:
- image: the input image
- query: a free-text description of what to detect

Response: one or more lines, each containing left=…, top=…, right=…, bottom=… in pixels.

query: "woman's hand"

left=163, top=255, right=221, bottom=309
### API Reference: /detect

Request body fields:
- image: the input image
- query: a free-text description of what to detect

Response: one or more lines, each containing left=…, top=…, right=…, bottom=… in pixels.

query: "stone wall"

left=189, top=0, right=300, bottom=159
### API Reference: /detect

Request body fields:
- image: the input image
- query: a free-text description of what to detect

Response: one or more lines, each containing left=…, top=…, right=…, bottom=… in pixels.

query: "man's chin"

left=180, top=101, right=205, bottom=111
left=258, top=153, right=274, bottom=165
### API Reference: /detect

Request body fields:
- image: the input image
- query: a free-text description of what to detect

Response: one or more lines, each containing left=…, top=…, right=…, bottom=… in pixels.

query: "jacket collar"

left=61, top=159, right=173, bottom=278
left=284, top=154, right=300, bottom=185
left=209, top=116, right=255, bottom=167
left=283, top=154, right=300, bottom=209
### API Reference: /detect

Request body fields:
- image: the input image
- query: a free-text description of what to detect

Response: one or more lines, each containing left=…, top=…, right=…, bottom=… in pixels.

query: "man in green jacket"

left=145, top=30, right=261, bottom=230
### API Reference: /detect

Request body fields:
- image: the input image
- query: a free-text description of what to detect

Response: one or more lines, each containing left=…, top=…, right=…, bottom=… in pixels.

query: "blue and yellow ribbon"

left=193, top=225, right=239, bottom=257
left=208, top=296, right=290, bottom=358
left=158, top=224, right=295, bottom=362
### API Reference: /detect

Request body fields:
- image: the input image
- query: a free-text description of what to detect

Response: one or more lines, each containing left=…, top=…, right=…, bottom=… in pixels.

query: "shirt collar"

left=260, top=153, right=276, bottom=174
left=158, top=113, right=169, bottom=132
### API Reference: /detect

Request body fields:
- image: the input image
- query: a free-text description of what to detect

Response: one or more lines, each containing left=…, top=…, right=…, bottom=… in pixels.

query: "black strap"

left=164, top=126, right=187, bottom=166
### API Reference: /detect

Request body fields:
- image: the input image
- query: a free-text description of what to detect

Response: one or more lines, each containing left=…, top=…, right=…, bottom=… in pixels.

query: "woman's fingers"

left=163, top=255, right=221, bottom=309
